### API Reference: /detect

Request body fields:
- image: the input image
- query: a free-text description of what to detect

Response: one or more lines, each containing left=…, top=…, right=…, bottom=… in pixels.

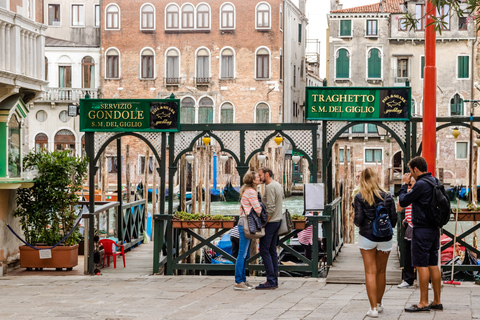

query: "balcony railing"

left=39, top=88, right=99, bottom=102
left=393, top=77, right=409, bottom=86
left=164, top=77, right=181, bottom=85
left=195, top=77, right=211, bottom=85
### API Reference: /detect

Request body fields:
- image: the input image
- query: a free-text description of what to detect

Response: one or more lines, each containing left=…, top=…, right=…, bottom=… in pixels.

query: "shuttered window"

left=340, top=20, right=351, bottom=36
left=367, top=48, right=381, bottom=78
left=458, top=56, right=469, bottom=79
left=336, top=49, right=349, bottom=79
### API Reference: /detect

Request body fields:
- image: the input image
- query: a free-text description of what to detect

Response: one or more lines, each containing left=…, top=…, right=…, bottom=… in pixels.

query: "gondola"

left=223, top=182, right=240, bottom=202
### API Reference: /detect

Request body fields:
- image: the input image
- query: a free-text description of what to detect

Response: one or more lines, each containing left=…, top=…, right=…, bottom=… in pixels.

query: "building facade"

left=328, top=0, right=477, bottom=189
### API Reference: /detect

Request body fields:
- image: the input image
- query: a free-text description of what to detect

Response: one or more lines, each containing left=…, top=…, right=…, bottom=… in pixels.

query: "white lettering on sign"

left=39, top=249, right=52, bottom=259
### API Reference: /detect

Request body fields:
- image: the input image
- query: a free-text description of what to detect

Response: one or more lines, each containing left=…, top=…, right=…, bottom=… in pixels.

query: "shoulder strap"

left=419, top=177, right=437, bottom=187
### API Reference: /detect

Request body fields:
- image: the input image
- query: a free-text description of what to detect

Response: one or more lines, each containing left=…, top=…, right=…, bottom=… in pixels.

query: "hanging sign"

left=79, top=99, right=180, bottom=132
left=305, top=87, right=411, bottom=121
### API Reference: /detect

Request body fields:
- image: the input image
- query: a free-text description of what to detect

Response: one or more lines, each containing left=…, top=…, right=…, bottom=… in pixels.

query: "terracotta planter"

left=292, top=220, right=306, bottom=230
left=204, top=220, right=235, bottom=229
left=172, top=220, right=203, bottom=228
left=20, top=245, right=79, bottom=270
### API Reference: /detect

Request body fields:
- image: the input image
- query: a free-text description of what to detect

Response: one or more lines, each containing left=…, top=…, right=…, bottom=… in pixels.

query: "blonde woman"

left=354, top=167, right=397, bottom=318
left=234, top=171, right=262, bottom=291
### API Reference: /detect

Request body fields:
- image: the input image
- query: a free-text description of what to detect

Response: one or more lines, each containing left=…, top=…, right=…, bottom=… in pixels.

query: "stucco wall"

left=0, top=190, right=22, bottom=267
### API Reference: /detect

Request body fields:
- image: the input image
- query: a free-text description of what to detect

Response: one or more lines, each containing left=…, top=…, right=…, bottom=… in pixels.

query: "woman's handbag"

left=242, top=206, right=265, bottom=239
left=277, top=208, right=293, bottom=236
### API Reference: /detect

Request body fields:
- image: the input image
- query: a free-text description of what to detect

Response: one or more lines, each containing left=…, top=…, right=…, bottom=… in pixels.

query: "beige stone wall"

left=0, top=190, right=22, bottom=266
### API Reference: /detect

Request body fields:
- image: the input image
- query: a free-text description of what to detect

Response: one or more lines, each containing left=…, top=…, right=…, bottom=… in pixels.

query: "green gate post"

left=312, top=216, right=319, bottom=277
left=116, top=138, right=123, bottom=243
left=324, top=204, right=333, bottom=267
left=322, top=121, right=329, bottom=201
left=166, top=133, right=176, bottom=275
left=85, top=131, right=96, bottom=275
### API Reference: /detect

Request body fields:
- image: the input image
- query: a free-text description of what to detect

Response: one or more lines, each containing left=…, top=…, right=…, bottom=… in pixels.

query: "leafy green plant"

left=14, top=150, right=88, bottom=246
left=173, top=211, right=203, bottom=221
left=291, top=214, right=306, bottom=221
left=204, top=214, right=234, bottom=221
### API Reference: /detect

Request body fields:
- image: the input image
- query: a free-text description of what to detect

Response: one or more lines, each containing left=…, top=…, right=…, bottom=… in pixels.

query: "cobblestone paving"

left=0, top=274, right=478, bottom=319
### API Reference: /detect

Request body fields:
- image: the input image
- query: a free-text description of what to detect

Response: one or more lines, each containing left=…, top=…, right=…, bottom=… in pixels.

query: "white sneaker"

left=429, top=283, right=432, bottom=290
left=234, top=282, right=252, bottom=291
left=377, top=303, right=384, bottom=313
left=366, top=308, right=379, bottom=318
left=398, top=280, right=414, bottom=289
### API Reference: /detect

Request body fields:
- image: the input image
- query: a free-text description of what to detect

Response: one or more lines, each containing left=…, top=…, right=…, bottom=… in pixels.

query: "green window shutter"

left=298, top=24, right=302, bottom=43
left=367, top=124, right=377, bottom=133
left=340, top=20, right=351, bottom=36
left=421, top=56, right=425, bottom=79
left=352, top=124, right=364, bottom=133
left=339, top=149, right=344, bottom=163
left=336, top=49, right=349, bottom=78
left=368, top=49, right=381, bottom=78
left=458, top=56, right=469, bottom=78
left=365, top=150, right=373, bottom=162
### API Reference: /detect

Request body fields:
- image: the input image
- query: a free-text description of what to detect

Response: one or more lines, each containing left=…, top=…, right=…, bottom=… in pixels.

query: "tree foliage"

left=402, top=0, right=479, bottom=34
left=14, top=150, right=88, bottom=246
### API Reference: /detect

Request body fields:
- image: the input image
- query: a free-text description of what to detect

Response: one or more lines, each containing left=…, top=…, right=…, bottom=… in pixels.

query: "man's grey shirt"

left=263, top=180, right=283, bottom=222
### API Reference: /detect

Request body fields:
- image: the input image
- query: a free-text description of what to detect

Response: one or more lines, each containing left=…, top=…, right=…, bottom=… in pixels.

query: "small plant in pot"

left=291, top=214, right=307, bottom=230
left=14, top=150, right=88, bottom=270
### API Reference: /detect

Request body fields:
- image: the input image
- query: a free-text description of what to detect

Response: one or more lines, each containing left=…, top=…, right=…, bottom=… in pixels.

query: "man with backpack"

left=399, top=156, right=444, bottom=312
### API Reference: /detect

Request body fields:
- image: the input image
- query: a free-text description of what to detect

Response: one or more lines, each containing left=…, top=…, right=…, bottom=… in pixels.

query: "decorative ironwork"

left=383, top=121, right=406, bottom=143
left=164, top=77, right=181, bottom=85
left=211, top=130, right=241, bottom=159
left=326, top=121, right=348, bottom=145
left=94, top=132, right=117, bottom=156
left=195, top=77, right=211, bottom=85
left=174, top=131, right=200, bottom=159
left=137, top=132, right=162, bottom=155
left=283, top=130, right=314, bottom=159
left=245, top=130, right=273, bottom=158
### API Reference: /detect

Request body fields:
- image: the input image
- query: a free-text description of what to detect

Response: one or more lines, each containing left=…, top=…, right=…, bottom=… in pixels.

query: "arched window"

left=221, top=102, right=234, bottom=123
left=367, top=48, right=381, bottom=78
left=166, top=4, right=179, bottom=29
left=35, top=133, right=48, bottom=151
left=106, top=48, right=119, bottom=78
left=105, top=4, right=120, bottom=29
left=336, top=49, right=349, bottom=79
left=220, top=3, right=235, bottom=29
left=221, top=48, right=234, bottom=79
left=181, top=97, right=195, bottom=124
left=198, top=97, right=214, bottom=123
left=256, top=48, right=269, bottom=79
left=141, top=4, right=155, bottom=30
left=54, top=129, right=76, bottom=153
left=182, top=4, right=194, bottom=29
left=450, top=94, right=463, bottom=116
left=255, top=103, right=270, bottom=123
left=82, top=56, right=95, bottom=88
left=196, top=48, right=210, bottom=83
left=256, top=3, right=270, bottom=29
left=165, top=49, right=179, bottom=84
left=8, top=114, right=21, bottom=178
left=141, top=48, right=154, bottom=79
left=196, top=4, right=209, bottom=29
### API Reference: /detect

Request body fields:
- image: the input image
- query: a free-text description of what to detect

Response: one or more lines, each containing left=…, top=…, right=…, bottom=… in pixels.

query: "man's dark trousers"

left=403, top=238, right=414, bottom=285
left=260, top=221, right=281, bottom=286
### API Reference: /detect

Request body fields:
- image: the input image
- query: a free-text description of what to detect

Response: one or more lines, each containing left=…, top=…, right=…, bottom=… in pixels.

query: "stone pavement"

left=0, top=273, right=479, bottom=320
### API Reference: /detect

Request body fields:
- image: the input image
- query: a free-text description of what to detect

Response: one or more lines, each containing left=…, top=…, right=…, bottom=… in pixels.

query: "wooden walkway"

left=326, top=243, right=402, bottom=284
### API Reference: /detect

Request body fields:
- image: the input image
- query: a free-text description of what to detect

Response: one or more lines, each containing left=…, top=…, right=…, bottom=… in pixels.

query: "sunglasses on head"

left=407, top=184, right=413, bottom=187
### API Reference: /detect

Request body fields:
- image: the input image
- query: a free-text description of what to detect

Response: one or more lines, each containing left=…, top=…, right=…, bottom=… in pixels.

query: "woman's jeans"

left=234, top=225, right=251, bottom=284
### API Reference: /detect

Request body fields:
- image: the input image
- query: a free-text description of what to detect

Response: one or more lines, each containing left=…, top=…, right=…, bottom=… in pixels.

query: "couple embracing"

left=234, top=167, right=283, bottom=291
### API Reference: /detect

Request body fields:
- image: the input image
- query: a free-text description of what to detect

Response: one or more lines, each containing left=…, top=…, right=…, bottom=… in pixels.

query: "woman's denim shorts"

left=358, top=235, right=393, bottom=252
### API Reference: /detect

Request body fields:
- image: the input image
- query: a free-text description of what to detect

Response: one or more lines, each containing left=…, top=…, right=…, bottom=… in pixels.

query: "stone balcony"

left=39, top=88, right=100, bottom=103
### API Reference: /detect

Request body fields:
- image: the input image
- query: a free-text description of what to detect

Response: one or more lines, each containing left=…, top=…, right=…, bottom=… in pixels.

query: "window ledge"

left=339, top=35, right=352, bottom=38
left=256, top=28, right=271, bottom=32
left=335, top=79, right=350, bottom=83
left=255, top=78, right=271, bottom=81
left=365, top=35, right=378, bottom=38
left=165, top=29, right=210, bottom=34
left=141, top=29, right=155, bottom=33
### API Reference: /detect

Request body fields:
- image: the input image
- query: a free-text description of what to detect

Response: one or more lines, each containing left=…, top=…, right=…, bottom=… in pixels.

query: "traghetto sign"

left=79, top=98, right=180, bottom=132
left=305, top=87, right=411, bottom=121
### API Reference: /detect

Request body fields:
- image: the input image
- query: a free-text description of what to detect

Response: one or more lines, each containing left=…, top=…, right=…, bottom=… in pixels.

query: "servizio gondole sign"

left=305, top=87, right=411, bottom=121
left=79, top=99, right=180, bottom=132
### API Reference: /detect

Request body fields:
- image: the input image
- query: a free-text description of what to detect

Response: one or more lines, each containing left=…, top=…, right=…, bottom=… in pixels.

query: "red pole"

left=422, top=0, right=436, bottom=176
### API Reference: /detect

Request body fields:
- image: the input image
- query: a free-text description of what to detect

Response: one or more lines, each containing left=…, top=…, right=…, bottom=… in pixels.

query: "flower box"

left=20, top=245, right=79, bottom=270
left=292, top=220, right=307, bottom=230
left=204, top=220, right=235, bottom=229
left=172, top=220, right=203, bottom=229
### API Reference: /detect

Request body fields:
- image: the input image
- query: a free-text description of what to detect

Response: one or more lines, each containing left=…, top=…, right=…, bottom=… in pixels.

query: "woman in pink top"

left=234, top=171, right=262, bottom=291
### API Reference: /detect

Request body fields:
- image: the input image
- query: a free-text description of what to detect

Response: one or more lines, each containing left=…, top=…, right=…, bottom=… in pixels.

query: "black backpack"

left=420, top=178, right=451, bottom=228
left=372, top=202, right=393, bottom=238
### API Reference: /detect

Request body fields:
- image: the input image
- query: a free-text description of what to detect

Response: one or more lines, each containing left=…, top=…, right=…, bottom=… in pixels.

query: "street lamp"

left=452, top=127, right=460, bottom=139
left=463, top=100, right=480, bottom=204
left=186, top=154, right=194, bottom=163
left=292, top=154, right=301, bottom=164
left=258, top=153, right=266, bottom=163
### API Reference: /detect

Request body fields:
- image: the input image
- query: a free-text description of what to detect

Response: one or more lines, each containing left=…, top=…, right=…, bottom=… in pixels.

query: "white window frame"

left=253, top=101, right=271, bottom=123
left=165, top=3, right=180, bottom=30
left=94, top=4, right=100, bottom=27
left=363, top=147, right=383, bottom=164
left=279, top=4, right=283, bottom=31
left=198, top=95, right=215, bottom=123
left=365, top=47, right=383, bottom=80
left=140, top=3, right=156, bottom=31
left=456, top=54, right=470, bottom=80
left=220, top=2, right=235, bottom=30
left=220, top=46, right=235, bottom=79
left=219, top=101, right=236, bottom=123
left=455, top=141, right=468, bottom=160
left=164, top=47, right=181, bottom=80
left=139, top=47, right=156, bottom=80
left=195, top=47, right=211, bottom=79
left=196, top=2, right=211, bottom=30
left=48, top=3, right=61, bottom=27
left=181, top=3, right=195, bottom=30
left=365, top=19, right=378, bottom=37
left=255, top=2, right=271, bottom=30
left=334, top=47, right=351, bottom=81
left=254, top=46, right=271, bottom=80
left=105, top=3, right=120, bottom=30
left=105, top=47, right=121, bottom=79
left=449, top=92, right=466, bottom=117
left=71, top=3, right=85, bottom=27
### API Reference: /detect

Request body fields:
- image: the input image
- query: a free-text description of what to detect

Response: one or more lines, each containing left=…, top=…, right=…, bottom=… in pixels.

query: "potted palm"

left=14, top=150, right=88, bottom=270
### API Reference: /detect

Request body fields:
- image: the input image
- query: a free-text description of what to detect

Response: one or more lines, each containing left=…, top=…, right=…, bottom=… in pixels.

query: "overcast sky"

left=303, top=0, right=377, bottom=78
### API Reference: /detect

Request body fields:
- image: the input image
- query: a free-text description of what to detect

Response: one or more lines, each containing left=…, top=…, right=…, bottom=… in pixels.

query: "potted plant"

left=14, top=150, right=88, bottom=270
left=291, top=214, right=307, bottom=230
left=203, top=214, right=235, bottom=229
left=172, top=211, right=203, bottom=228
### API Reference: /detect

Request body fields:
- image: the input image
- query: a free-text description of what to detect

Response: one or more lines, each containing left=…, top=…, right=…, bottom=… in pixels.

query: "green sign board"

left=305, top=87, right=411, bottom=121
left=80, top=99, right=180, bottom=132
